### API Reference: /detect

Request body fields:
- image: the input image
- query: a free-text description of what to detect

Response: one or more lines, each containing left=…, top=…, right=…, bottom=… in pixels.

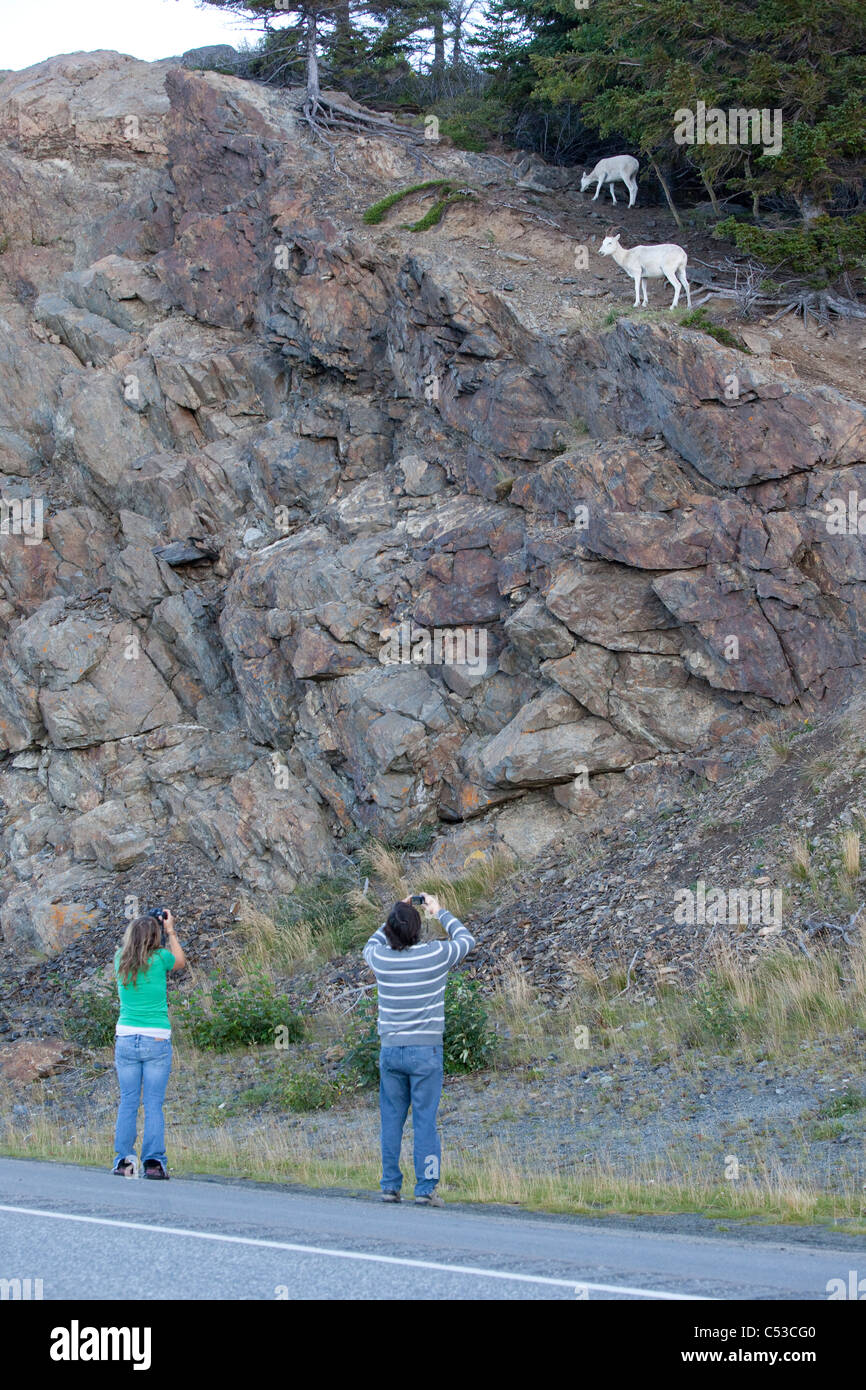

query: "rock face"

left=0, top=53, right=864, bottom=950
left=0, top=1037, right=72, bottom=1081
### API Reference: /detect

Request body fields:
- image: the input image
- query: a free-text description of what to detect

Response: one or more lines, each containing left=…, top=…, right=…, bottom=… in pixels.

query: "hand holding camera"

left=148, top=906, right=176, bottom=945
left=407, top=893, right=442, bottom=915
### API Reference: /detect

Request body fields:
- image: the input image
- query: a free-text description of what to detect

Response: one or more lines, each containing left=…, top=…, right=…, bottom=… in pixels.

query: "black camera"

left=147, top=907, right=168, bottom=945
left=410, top=895, right=425, bottom=906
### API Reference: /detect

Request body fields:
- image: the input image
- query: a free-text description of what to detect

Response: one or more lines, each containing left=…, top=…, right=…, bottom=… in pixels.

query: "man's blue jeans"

left=114, top=1034, right=172, bottom=1167
left=379, top=1044, right=443, bottom=1197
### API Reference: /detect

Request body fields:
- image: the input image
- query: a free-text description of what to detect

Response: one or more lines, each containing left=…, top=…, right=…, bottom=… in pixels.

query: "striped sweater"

left=363, top=908, right=476, bottom=1046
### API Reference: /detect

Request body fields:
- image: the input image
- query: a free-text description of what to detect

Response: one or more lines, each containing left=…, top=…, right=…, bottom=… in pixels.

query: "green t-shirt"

left=114, top=948, right=175, bottom=1031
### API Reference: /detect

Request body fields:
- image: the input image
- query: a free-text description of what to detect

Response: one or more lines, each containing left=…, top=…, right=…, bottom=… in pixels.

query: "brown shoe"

left=415, top=1192, right=445, bottom=1207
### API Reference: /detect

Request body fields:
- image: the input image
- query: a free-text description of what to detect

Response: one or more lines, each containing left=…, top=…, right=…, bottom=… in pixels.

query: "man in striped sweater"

left=363, top=892, right=475, bottom=1206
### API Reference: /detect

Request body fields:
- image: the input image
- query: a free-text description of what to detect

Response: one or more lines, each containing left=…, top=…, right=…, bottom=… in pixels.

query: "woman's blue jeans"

left=379, top=1044, right=443, bottom=1197
left=113, top=1034, right=172, bottom=1166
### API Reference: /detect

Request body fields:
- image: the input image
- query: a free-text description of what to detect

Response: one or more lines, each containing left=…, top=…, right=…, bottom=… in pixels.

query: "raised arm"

left=363, top=924, right=388, bottom=970
left=162, top=910, right=186, bottom=970
left=423, top=895, right=475, bottom=965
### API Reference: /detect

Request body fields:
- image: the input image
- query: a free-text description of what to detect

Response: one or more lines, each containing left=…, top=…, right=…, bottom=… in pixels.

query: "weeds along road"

left=0, top=1158, right=861, bottom=1300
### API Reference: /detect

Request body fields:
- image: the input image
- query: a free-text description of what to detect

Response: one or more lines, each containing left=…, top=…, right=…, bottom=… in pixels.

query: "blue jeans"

left=113, top=1035, right=172, bottom=1167
left=379, top=1044, right=443, bottom=1197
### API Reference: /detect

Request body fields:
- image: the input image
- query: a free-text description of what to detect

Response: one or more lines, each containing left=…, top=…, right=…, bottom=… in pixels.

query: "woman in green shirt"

left=113, top=909, right=186, bottom=1179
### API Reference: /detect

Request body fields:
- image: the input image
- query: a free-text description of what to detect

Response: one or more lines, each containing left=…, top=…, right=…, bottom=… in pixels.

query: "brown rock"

left=0, top=1038, right=73, bottom=1083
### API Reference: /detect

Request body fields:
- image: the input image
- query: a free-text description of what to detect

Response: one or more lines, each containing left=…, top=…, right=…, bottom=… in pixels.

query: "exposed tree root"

left=687, top=257, right=866, bottom=331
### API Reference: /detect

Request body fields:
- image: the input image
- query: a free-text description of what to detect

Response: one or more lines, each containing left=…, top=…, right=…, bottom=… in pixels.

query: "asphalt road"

left=0, top=1158, right=860, bottom=1300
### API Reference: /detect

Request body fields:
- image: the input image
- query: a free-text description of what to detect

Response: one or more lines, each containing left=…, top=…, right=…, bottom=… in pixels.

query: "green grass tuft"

left=362, top=180, right=451, bottom=225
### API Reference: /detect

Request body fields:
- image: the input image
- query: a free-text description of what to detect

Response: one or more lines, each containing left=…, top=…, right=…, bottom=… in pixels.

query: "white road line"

left=0, top=1202, right=709, bottom=1299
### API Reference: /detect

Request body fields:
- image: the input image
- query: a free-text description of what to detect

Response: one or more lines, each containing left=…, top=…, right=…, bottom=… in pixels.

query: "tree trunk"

left=306, top=10, right=321, bottom=105
left=334, top=0, right=352, bottom=68
left=700, top=169, right=720, bottom=215
left=651, top=159, right=683, bottom=230
left=744, top=157, right=760, bottom=219
left=433, top=12, right=445, bottom=69
left=451, top=6, right=462, bottom=64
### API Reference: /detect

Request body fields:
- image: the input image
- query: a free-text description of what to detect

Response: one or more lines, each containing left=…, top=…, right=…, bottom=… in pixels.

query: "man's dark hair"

left=384, top=901, right=422, bottom=951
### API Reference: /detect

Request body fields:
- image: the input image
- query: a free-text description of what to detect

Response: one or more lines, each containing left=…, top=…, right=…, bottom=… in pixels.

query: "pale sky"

left=1, top=0, right=264, bottom=72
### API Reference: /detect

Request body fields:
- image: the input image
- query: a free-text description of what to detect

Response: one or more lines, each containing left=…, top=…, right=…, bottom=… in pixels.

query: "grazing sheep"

left=580, top=155, right=639, bottom=208
left=598, top=232, right=692, bottom=310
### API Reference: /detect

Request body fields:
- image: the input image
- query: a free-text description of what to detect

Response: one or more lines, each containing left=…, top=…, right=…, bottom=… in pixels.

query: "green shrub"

left=439, top=118, right=486, bottom=153
left=178, top=969, right=307, bottom=1050
left=282, top=1071, right=338, bottom=1111
left=714, top=213, right=866, bottom=285
left=685, top=976, right=748, bottom=1047
left=385, top=825, right=437, bottom=854
left=443, top=974, right=496, bottom=1072
left=342, top=975, right=495, bottom=1086
left=434, top=95, right=511, bottom=153
left=342, top=995, right=381, bottom=1088
left=63, top=990, right=117, bottom=1048
left=819, top=1087, right=866, bottom=1119
left=274, top=872, right=373, bottom=957
left=238, top=1069, right=337, bottom=1112
left=678, top=307, right=747, bottom=351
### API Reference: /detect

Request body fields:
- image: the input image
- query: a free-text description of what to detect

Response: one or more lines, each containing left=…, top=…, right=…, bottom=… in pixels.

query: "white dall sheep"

left=598, top=232, right=692, bottom=310
left=580, top=155, right=639, bottom=207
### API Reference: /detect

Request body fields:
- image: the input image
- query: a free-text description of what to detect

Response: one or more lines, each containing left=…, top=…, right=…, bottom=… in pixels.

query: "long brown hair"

left=117, top=915, right=162, bottom=986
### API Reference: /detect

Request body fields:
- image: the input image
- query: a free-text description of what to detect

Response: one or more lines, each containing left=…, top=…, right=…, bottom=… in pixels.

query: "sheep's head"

left=579, top=171, right=592, bottom=192
left=598, top=234, right=621, bottom=257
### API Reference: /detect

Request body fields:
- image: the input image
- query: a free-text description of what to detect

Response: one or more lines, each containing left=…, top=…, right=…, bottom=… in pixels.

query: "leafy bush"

left=282, top=1071, right=338, bottom=1111
left=685, top=977, right=748, bottom=1047
left=678, top=307, right=747, bottom=351
left=342, top=996, right=381, bottom=1088
left=64, top=990, right=117, bottom=1048
left=714, top=213, right=866, bottom=285
left=178, top=969, right=307, bottom=1050
left=342, top=975, right=495, bottom=1086
left=238, top=1069, right=338, bottom=1112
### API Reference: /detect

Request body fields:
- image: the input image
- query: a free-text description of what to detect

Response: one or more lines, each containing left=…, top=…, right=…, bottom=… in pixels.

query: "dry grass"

left=234, top=845, right=515, bottom=977
left=236, top=905, right=316, bottom=974
left=2, top=1111, right=863, bottom=1228
left=840, top=828, right=861, bottom=881
left=790, top=835, right=813, bottom=883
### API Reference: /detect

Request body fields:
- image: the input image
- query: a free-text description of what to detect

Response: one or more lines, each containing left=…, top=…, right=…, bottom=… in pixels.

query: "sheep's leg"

left=592, top=181, right=601, bottom=201
left=641, top=277, right=649, bottom=307
left=610, top=182, right=617, bottom=204
left=632, top=274, right=641, bottom=308
left=627, top=179, right=637, bottom=208
left=679, top=267, right=692, bottom=309
left=666, top=269, right=680, bottom=309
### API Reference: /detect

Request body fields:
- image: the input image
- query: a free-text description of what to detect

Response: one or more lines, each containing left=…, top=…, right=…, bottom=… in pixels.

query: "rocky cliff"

left=1, top=52, right=864, bottom=953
